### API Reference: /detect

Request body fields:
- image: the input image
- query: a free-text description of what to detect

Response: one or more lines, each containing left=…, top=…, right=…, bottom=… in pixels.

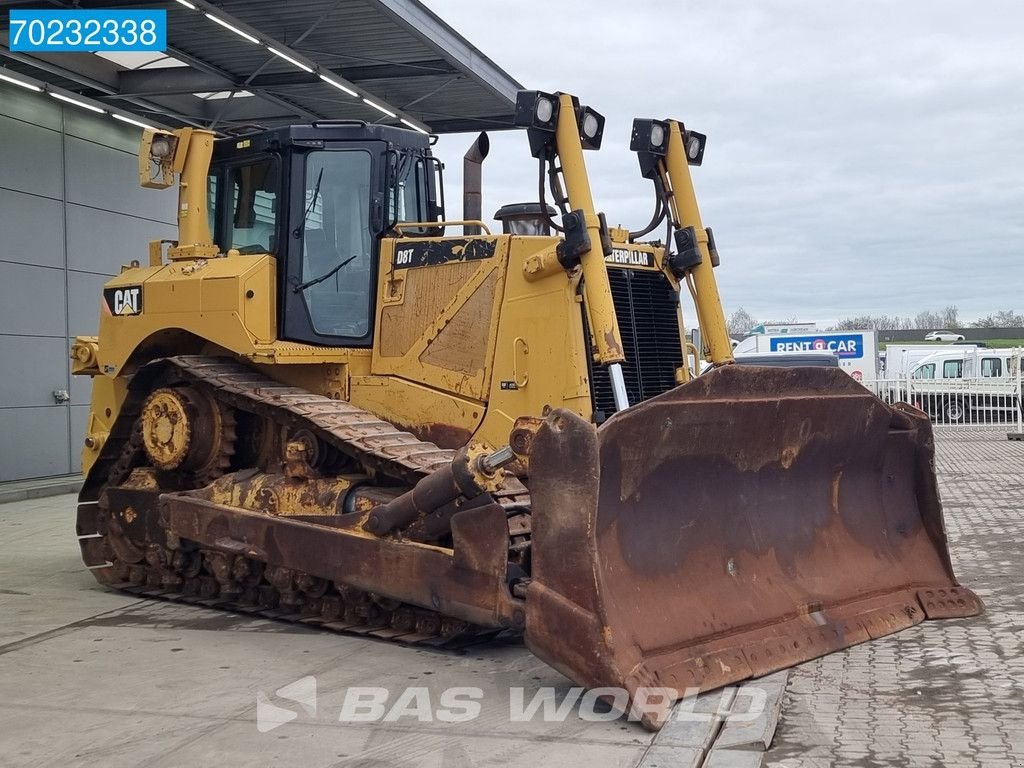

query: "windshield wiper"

left=295, top=167, right=324, bottom=238
left=293, top=253, right=360, bottom=292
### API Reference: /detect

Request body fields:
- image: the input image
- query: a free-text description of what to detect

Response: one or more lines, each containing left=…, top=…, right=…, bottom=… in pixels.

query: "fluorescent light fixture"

left=362, top=98, right=396, bottom=118
left=400, top=118, right=429, bottom=135
left=267, top=47, right=313, bottom=73
left=0, top=72, right=42, bottom=92
left=319, top=74, right=357, bottom=97
left=50, top=92, right=106, bottom=114
left=176, top=0, right=197, bottom=8
left=113, top=113, right=157, bottom=131
left=204, top=13, right=259, bottom=44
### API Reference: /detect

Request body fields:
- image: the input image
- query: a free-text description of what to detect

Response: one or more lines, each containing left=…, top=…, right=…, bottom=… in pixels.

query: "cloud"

left=426, top=0, right=1024, bottom=324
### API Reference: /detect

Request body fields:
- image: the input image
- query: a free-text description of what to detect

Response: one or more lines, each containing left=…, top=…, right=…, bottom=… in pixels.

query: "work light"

left=150, top=133, right=175, bottom=159
left=514, top=90, right=559, bottom=131
left=684, top=130, right=707, bottom=166
left=576, top=105, right=605, bottom=150
left=535, top=96, right=555, bottom=124
left=630, top=118, right=670, bottom=156
left=650, top=122, right=665, bottom=149
left=514, top=90, right=563, bottom=158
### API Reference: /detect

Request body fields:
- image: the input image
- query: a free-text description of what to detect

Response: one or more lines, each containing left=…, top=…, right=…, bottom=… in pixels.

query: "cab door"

left=281, top=145, right=385, bottom=347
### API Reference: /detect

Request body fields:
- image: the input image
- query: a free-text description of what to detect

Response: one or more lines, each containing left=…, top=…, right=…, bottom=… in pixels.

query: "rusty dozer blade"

left=524, top=365, right=982, bottom=730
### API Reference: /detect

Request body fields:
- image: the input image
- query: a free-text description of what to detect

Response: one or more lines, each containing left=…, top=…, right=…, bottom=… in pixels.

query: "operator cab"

left=206, top=123, right=443, bottom=347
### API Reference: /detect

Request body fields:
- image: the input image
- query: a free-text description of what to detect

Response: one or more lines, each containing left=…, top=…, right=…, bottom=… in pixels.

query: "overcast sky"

left=424, top=0, right=1024, bottom=326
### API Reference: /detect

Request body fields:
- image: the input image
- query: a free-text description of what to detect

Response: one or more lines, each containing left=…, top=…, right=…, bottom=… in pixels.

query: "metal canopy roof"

left=0, top=0, right=523, bottom=134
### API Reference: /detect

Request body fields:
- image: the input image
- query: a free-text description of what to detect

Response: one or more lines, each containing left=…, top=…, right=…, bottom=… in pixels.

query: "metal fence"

left=861, top=374, right=1023, bottom=431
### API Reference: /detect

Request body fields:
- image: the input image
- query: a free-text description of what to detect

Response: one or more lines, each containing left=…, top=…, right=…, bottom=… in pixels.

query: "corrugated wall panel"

left=0, top=80, right=175, bottom=482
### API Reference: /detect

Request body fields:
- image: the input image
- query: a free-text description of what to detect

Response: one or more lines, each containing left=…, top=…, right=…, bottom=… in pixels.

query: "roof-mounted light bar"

left=51, top=92, right=106, bottom=114
left=362, top=98, right=396, bottom=118
left=0, top=68, right=169, bottom=133
left=174, top=0, right=429, bottom=131
left=113, top=113, right=157, bottom=131
left=203, top=13, right=259, bottom=44
left=400, top=118, right=429, bottom=135
left=319, top=74, right=358, bottom=97
left=0, top=72, right=42, bottom=92
left=267, top=47, right=313, bottom=74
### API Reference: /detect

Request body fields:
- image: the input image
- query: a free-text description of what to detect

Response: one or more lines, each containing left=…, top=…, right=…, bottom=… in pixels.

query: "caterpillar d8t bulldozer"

left=72, top=90, right=981, bottom=729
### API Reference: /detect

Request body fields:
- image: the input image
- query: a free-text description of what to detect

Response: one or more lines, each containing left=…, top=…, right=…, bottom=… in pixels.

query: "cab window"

left=942, top=359, right=963, bottom=378
left=207, top=174, right=219, bottom=238
left=913, top=364, right=935, bottom=380
left=389, top=152, right=439, bottom=236
left=227, top=157, right=279, bottom=254
left=297, top=150, right=373, bottom=338
left=391, top=158, right=427, bottom=224
left=981, top=357, right=1002, bottom=377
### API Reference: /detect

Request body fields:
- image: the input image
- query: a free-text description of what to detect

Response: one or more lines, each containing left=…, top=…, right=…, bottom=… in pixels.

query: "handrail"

left=393, top=220, right=492, bottom=235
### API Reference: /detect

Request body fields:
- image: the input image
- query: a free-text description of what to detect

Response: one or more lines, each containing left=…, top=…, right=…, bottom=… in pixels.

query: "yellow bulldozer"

left=71, top=90, right=981, bottom=729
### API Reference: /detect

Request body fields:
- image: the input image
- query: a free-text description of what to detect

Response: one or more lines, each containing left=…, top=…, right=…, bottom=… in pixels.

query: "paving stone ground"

left=1, top=430, right=1019, bottom=767
left=765, top=430, right=1024, bottom=768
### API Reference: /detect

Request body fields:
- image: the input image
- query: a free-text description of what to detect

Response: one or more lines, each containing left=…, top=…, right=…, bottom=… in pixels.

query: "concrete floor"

left=0, top=494, right=660, bottom=768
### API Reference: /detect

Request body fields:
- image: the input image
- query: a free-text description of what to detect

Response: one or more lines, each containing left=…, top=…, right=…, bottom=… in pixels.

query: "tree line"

left=726, top=306, right=1024, bottom=337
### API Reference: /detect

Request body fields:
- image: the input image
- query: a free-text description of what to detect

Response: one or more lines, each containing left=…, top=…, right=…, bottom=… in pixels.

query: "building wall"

left=0, top=81, right=176, bottom=482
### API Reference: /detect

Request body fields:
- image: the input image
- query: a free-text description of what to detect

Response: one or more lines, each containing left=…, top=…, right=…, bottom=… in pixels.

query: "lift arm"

left=550, top=94, right=625, bottom=365
left=514, top=91, right=625, bottom=367
left=661, top=121, right=733, bottom=365
left=514, top=90, right=630, bottom=408
left=630, top=118, right=734, bottom=367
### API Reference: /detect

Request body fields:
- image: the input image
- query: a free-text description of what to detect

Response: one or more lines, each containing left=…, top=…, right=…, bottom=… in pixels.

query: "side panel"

left=369, top=234, right=593, bottom=449
left=372, top=236, right=508, bottom=402
left=478, top=236, right=593, bottom=446
left=95, top=254, right=277, bottom=375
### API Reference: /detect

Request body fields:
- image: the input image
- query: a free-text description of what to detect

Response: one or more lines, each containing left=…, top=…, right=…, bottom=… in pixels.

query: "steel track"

left=77, top=355, right=531, bottom=647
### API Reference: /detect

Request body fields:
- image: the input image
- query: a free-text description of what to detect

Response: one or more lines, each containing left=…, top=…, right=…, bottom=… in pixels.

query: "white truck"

left=733, top=329, right=878, bottom=381
left=881, top=344, right=968, bottom=380
left=747, top=322, right=818, bottom=335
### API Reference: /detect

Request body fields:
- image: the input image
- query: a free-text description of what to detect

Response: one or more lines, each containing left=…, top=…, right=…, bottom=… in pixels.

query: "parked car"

left=924, top=330, right=965, bottom=342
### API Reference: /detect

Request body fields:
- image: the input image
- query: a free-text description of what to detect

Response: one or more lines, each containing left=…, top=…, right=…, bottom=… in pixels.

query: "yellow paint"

left=554, top=93, right=624, bottom=365
left=663, top=122, right=733, bottom=365
left=79, top=374, right=128, bottom=475
left=76, top=92, right=720, bottom=482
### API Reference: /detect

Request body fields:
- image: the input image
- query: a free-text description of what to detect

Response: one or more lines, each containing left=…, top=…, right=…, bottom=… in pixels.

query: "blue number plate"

left=8, top=9, right=167, bottom=52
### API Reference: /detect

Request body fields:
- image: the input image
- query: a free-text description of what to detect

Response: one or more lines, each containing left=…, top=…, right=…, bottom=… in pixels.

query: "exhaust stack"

left=463, top=132, right=489, bottom=235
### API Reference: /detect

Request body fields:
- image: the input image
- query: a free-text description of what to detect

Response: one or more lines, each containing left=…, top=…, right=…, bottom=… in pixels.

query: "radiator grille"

left=589, top=268, right=684, bottom=421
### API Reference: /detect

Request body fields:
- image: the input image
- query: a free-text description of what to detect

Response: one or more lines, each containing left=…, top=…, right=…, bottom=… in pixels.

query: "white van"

left=910, top=348, right=1015, bottom=381
left=883, top=344, right=978, bottom=380
left=908, top=348, right=1021, bottom=423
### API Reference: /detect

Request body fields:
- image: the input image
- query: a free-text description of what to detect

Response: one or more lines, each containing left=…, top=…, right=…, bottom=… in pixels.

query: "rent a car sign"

left=769, top=333, right=864, bottom=358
